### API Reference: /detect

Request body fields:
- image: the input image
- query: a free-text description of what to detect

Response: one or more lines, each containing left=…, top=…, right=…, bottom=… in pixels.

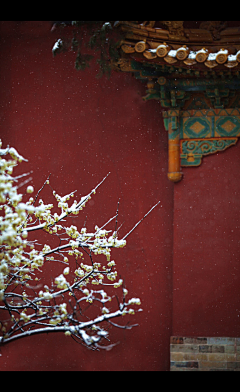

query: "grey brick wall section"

left=170, top=337, right=240, bottom=371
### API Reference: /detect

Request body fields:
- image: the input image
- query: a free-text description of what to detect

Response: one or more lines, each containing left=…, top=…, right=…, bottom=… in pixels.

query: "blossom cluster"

left=0, top=139, right=143, bottom=349
left=0, top=140, right=34, bottom=300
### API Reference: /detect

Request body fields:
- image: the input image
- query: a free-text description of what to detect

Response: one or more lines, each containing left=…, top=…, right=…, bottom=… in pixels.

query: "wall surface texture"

left=0, top=21, right=239, bottom=371
left=173, top=145, right=240, bottom=338
left=0, top=21, right=174, bottom=371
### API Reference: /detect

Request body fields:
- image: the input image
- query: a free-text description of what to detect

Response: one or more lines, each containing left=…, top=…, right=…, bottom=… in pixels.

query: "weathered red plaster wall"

left=2, top=21, right=239, bottom=371
left=173, top=144, right=240, bottom=337
left=0, top=21, right=174, bottom=370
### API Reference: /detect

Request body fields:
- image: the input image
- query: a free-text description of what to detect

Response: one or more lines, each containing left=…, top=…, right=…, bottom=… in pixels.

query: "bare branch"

left=0, top=139, right=157, bottom=351
left=122, top=201, right=161, bottom=240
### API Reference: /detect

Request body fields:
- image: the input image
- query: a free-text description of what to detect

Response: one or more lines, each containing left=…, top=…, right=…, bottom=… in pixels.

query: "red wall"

left=0, top=21, right=174, bottom=370
left=1, top=21, right=239, bottom=371
left=173, top=145, right=240, bottom=337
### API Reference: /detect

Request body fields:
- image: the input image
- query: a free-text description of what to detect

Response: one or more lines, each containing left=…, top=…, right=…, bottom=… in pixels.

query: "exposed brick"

left=183, top=337, right=207, bottom=344
left=170, top=352, right=185, bottom=361
left=171, top=360, right=198, bottom=369
left=208, top=353, right=225, bottom=361
left=170, top=365, right=199, bottom=371
left=184, top=353, right=208, bottom=361
left=170, top=336, right=240, bottom=371
left=208, top=337, right=235, bottom=345
left=225, top=354, right=237, bottom=362
left=171, top=352, right=208, bottom=361
left=170, top=336, right=183, bottom=344
left=208, top=368, right=231, bottom=371
left=200, top=361, right=227, bottom=369
left=225, top=345, right=235, bottom=353
left=199, top=345, right=212, bottom=353
left=227, top=361, right=240, bottom=369
left=179, top=345, right=199, bottom=353
left=170, top=344, right=181, bottom=352
left=170, top=343, right=199, bottom=353
left=212, top=345, right=225, bottom=353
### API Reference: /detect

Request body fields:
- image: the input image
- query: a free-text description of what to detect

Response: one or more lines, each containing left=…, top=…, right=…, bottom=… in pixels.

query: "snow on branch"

left=0, top=139, right=159, bottom=350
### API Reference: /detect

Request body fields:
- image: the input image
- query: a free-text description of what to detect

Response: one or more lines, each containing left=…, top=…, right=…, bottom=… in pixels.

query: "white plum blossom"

left=63, top=267, right=69, bottom=275
left=0, top=138, right=159, bottom=349
left=26, top=185, right=34, bottom=194
left=55, top=274, right=68, bottom=289
left=127, top=298, right=141, bottom=305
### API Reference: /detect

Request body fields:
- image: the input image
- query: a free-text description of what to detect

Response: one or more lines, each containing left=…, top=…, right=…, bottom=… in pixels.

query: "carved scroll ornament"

left=112, top=21, right=240, bottom=182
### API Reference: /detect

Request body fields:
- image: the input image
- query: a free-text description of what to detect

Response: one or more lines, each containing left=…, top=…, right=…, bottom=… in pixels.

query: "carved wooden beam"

left=118, top=21, right=240, bottom=71
left=111, top=21, right=240, bottom=182
left=163, top=108, right=240, bottom=181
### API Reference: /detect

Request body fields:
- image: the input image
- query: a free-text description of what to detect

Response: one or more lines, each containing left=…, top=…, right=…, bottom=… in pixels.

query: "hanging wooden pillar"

left=163, top=110, right=183, bottom=182
left=111, top=21, right=240, bottom=183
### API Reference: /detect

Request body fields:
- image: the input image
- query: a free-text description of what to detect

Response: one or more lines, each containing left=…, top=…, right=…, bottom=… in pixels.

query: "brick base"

left=170, top=337, right=240, bottom=371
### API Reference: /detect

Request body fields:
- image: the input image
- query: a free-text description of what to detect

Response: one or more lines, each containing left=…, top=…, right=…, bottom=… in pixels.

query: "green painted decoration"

left=127, top=59, right=240, bottom=180
left=180, top=138, right=238, bottom=166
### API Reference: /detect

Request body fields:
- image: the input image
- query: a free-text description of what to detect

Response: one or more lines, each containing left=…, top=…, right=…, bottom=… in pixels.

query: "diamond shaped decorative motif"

left=216, top=116, right=240, bottom=137
left=189, top=121, right=205, bottom=134
left=220, top=120, right=236, bottom=133
left=183, top=117, right=210, bottom=138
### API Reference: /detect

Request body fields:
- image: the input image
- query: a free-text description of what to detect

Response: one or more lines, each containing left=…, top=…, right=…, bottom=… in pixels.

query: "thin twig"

left=33, top=174, right=52, bottom=206
left=114, top=198, right=120, bottom=234
left=122, top=201, right=161, bottom=240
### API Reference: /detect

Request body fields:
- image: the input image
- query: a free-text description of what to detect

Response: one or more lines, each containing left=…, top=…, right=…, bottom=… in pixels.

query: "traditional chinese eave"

left=117, top=21, right=240, bottom=71
left=112, top=21, right=240, bottom=182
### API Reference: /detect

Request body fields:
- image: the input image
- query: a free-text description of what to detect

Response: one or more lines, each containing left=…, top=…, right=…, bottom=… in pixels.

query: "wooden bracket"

left=163, top=108, right=240, bottom=181
left=111, top=20, right=240, bottom=182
